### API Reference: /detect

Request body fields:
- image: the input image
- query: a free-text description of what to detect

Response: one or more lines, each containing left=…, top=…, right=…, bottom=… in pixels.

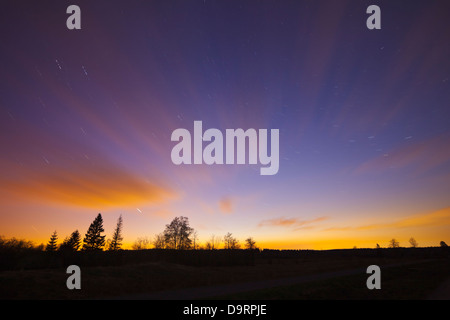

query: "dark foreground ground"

left=0, top=247, right=449, bottom=300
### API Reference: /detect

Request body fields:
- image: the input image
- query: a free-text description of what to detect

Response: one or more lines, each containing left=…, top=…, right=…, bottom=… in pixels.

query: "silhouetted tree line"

left=5, top=212, right=450, bottom=253
left=43, top=213, right=123, bottom=252
left=40, top=214, right=258, bottom=253
left=1, top=213, right=449, bottom=271
left=133, top=216, right=259, bottom=251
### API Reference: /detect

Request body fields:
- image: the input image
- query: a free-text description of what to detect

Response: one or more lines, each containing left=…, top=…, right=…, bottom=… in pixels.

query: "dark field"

left=0, top=247, right=449, bottom=299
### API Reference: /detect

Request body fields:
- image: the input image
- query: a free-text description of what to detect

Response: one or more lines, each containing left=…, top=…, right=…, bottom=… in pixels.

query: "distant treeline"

left=260, top=247, right=450, bottom=260
left=1, top=238, right=449, bottom=271
left=1, top=212, right=449, bottom=271
left=37, top=214, right=258, bottom=252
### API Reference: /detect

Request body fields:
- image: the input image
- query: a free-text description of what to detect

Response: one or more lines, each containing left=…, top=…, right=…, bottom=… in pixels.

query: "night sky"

left=1, top=0, right=450, bottom=249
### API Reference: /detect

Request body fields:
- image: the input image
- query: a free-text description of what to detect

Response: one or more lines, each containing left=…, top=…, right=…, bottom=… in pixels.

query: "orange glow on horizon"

left=0, top=161, right=178, bottom=209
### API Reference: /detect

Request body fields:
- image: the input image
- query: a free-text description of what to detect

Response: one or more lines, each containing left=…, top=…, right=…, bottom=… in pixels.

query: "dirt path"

left=427, top=277, right=450, bottom=300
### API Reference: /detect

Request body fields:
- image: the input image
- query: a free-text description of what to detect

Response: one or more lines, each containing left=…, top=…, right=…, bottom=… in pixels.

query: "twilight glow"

left=1, top=0, right=449, bottom=249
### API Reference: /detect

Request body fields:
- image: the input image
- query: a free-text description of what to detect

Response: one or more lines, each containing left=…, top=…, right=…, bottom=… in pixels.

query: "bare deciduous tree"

left=192, top=230, right=199, bottom=250
left=164, top=216, right=194, bottom=250
left=244, top=237, right=257, bottom=250
left=205, top=234, right=221, bottom=250
left=223, top=232, right=240, bottom=249
left=409, top=237, right=418, bottom=248
left=132, top=236, right=151, bottom=250
left=152, top=233, right=166, bottom=249
left=389, top=238, right=400, bottom=248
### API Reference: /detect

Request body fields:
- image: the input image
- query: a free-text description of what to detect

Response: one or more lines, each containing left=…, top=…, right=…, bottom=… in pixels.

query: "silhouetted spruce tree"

left=82, top=213, right=106, bottom=251
left=107, top=215, right=123, bottom=251
left=46, top=230, right=58, bottom=251
left=60, top=230, right=81, bottom=251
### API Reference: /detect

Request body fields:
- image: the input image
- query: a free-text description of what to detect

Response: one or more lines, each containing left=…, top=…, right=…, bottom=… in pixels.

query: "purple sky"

left=1, top=0, right=450, bottom=249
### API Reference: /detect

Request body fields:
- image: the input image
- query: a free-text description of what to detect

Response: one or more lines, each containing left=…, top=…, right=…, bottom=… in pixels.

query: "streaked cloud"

left=258, top=216, right=328, bottom=231
left=354, top=134, right=450, bottom=175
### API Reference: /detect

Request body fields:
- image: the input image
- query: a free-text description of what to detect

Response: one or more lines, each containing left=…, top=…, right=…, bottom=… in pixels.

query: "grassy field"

left=0, top=248, right=448, bottom=299
left=211, top=259, right=450, bottom=300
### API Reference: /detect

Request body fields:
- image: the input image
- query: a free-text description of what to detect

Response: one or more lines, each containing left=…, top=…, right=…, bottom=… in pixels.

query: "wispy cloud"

left=219, top=196, right=233, bottom=214
left=354, top=134, right=450, bottom=176
left=258, top=216, right=328, bottom=231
